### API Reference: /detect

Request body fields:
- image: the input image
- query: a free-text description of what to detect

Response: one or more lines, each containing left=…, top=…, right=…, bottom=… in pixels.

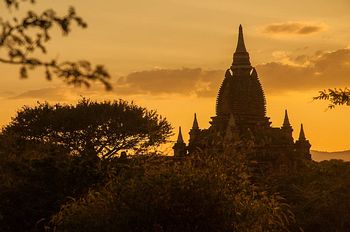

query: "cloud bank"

left=114, top=49, right=350, bottom=96
left=8, top=88, right=69, bottom=101
left=258, top=49, right=350, bottom=93
left=263, top=22, right=326, bottom=35
left=115, top=68, right=223, bottom=97
left=10, top=48, right=350, bottom=100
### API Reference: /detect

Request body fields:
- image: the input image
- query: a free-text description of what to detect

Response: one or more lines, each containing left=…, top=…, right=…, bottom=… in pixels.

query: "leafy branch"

left=0, top=0, right=111, bottom=90
left=314, top=88, right=350, bottom=109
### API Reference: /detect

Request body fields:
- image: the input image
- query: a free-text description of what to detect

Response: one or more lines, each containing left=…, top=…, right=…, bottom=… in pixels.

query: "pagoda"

left=173, top=25, right=311, bottom=164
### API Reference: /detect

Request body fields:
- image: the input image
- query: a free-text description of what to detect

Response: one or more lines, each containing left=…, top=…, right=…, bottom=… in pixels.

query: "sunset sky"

left=1, top=0, right=350, bottom=152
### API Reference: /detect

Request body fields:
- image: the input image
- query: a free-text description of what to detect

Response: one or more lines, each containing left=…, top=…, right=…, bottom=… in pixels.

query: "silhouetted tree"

left=0, top=0, right=111, bottom=89
left=314, top=88, right=350, bottom=108
left=0, top=99, right=171, bottom=231
left=1, top=99, right=172, bottom=159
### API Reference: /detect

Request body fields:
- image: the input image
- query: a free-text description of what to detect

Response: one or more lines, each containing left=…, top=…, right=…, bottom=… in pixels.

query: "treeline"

left=0, top=99, right=349, bottom=231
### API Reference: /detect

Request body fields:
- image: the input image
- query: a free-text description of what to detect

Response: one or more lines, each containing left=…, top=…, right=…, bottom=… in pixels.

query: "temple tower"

left=173, top=25, right=312, bottom=164
left=295, top=124, right=311, bottom=159
left=173, top=127, right=187, bottom=157
left=214, top=25, right=269, bottom=133
left=188, top=113, right=201, bottom=153
left=281, top=110, right=294, bottom=144
left=189, top=113, right=200, bottom=140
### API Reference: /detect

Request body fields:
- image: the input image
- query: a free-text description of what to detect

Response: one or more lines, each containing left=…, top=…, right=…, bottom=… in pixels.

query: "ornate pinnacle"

left=236, top=24, right=248, bottom=53
left=232, top=25, right=251, bottom=67
left=298, top=124, right=306, bottom=141
left=192, top=113, right=199, bottom=130
left=176, top=126, right=184, bottom=143
left=283, top=110, right=291, bottom=127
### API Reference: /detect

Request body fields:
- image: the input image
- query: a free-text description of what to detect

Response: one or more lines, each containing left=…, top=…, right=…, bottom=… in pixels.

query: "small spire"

left=298, top=124, right=306, bottom=140
left=177, top=127, right=184, bottom=143
left=236, top=24, right=248, bottom=53
left=283, top=110, right=291, bottom=126
left=192, top=113, right=199, bottom=130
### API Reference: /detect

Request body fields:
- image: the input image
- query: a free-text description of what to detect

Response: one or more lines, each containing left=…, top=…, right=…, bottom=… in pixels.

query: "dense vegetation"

left=266, top=159, right=350, bottom=232
left=50, top=152, right=294, bottom=232
left=0, top=100, right=349, bottom=232
left=0, top=100, right=171, bottom=231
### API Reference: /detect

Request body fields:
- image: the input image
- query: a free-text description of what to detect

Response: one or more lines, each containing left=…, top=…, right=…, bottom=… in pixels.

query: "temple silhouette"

left=173, top=25, right=311, bottom=167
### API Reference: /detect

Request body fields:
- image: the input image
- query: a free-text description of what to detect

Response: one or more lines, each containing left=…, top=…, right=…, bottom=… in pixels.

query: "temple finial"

left=298, top=124, right=306, bottom=140
left=177, top=127, right=184, bottom=143
left=232, top=25, right=251, bottom=67
left=236, top=24, right=247, bottom=53
left=283, top=110, right=291, bottom=126
left=192, top=113, right=199, bottom=130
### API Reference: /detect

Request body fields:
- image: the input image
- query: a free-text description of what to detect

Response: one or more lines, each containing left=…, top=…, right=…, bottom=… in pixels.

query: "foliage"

left=0, top=99, right=171, bottom=231
left=1, top=99, right=172, bottom=159
left=314, top=88, right=350, bottom=108
left=0, top=0, right=111, bottom=89
left=50, top=152, right=295, bottom=232
left=0, top=141, right=108, bottom=232
left=266, top=159, right=350, bottom=232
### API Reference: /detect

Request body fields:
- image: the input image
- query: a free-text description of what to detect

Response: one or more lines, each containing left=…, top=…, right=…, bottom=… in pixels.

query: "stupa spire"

left=283, top=110, right=291, bottom=126
left=298, top=124, right=306, bottom=140
left=192, top=113, right=199, bottom=130
left=236, top=25, right=247, bottom=53
left=173, top=126, right=187, bottom=157
left=232, top=25, right=251, bottom=67
left=295, top=123, right=311, bottom=159
left=177, top=127, right=184, bottom=143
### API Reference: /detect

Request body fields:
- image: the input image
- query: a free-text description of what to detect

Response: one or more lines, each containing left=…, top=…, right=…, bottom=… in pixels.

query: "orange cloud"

left=10, top=49, right=350, bottom=100
left=263, top=22, right=326, bottom=35
left=258, top=49, right=350, bottom=93
left=115, top=68, right=222, bottom=97
left=8, top=88, right=69, bottom=101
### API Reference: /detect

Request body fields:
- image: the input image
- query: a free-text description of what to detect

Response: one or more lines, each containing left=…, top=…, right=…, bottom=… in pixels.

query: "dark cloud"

left=263, top=22, right=325, bottom=35
left=114, top=49, right=350, bottom=97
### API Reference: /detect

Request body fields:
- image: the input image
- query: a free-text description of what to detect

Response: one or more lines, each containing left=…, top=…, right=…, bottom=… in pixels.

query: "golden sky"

left=1, top=0, right=350, bottom=151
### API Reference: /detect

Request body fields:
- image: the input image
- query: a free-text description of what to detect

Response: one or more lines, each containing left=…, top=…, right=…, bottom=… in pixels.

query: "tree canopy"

left=1, top=99, right=172, bottom=159
left=0, top=0, right=111, bottom=89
